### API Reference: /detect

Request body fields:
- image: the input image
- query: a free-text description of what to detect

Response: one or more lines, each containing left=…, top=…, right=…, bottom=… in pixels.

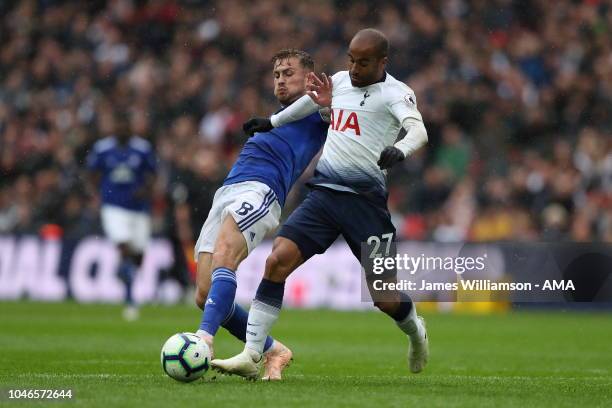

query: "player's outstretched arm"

left=268, top=71, right=334, bottom=129
left=242, top=72, right=334, bottom=135
left=269, top=95, right=320, bottom=128
left=242, top=95, right=321, bottom=136
left=243, top=117, right=274, bottom=136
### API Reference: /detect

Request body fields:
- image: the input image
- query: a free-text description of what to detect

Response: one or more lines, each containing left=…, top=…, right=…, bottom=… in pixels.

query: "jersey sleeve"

left=385, top=83, right=423, bottom=124
left=387, top=83, right=428, bottom=157
left=270, top=95, right=319, bottom=127
left=318, top=107, right=331, bottom=124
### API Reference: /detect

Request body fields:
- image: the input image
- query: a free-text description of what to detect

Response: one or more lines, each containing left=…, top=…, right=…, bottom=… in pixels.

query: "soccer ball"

left=161, top=332, right=211, bottom=382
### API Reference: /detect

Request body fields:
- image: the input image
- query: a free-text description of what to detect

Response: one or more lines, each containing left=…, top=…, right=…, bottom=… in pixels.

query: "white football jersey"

left=312, top=71, right=424, bottom=203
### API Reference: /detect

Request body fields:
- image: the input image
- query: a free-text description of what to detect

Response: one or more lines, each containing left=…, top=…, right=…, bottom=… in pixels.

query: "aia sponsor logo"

left=330, top=109, right=361, bottom=136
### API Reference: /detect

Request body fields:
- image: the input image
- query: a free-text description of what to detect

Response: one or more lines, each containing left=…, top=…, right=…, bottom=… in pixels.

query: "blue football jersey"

left=223, top=111, right=328, bottom=206
left=87, top=136, right=157, bottom=211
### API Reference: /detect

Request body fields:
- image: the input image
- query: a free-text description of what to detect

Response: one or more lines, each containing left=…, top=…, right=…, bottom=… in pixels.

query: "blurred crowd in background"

left=1, top=0, right=611, bottom=258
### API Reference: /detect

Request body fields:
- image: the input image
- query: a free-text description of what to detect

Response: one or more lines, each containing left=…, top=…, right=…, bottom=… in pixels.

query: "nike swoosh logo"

left=247, top=323, right=261, bottom=327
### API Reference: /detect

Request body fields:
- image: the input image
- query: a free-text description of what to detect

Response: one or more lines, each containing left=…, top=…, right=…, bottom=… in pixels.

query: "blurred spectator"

left=434, top=124, right=472, bottom=181
left=0, top=0, right=610, bottom=245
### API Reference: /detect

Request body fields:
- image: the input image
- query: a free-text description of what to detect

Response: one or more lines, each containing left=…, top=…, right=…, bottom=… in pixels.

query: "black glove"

left=243, top=117, right=273, bottom=136
left=377, top=146, right=405, bottom=170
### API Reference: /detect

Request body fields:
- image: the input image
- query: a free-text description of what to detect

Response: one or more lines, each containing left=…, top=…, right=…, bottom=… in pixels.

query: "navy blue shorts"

left=278, top=187, right=396, bottom=263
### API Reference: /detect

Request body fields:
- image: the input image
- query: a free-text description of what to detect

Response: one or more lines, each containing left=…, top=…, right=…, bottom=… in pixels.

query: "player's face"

left=114, top=118, right=131, bottom=143
left=347, top=44, right=387, bottom=88
left=273, top=57, right=308, bottom=106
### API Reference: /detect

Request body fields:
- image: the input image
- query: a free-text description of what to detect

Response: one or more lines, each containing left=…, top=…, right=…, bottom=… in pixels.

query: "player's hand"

left=377, top=146, right=405, bottom=170
left=306, top=72, right=332, bottom=107
left=243, top=117, right=273, bottom=136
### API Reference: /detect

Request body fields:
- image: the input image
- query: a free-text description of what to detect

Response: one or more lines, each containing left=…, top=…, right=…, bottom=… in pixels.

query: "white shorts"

left=101, top=205, right=152, bottom=252
left=195, top=181, right=281, bottom=258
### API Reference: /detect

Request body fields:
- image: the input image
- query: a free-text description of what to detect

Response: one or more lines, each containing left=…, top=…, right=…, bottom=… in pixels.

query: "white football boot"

left=408, top=316, right=429, bottom=373
left=211, top=347, right=263, bottom=380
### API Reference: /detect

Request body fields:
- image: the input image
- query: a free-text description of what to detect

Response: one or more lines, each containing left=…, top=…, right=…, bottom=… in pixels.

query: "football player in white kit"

left=193, top=49, right=329, bottom=381
left=212, top=29, right=429, bottom=379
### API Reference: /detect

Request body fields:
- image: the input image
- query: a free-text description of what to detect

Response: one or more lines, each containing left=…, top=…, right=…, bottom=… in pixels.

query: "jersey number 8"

left=236, top=202, right=255, bottom=216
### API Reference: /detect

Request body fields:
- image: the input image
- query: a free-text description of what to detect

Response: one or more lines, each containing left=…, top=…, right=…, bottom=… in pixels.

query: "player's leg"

left=194, top=183, right=279, bottom=354
left=341, top=195, right=428, bottom=373
left=101, top=205, right=139, bottom=320
left=250, top=237, right=304, bottom=380
left=121, top=210, right=152, bottom=321
left=366, top=280, right=428, bottom=373
left=244, top=237, right=304, bottom=351
left=116, top=242, right=139, bottom=320
left=195, top=250, right=277, bottom=355
left=212, top=188, right=340, bottom=379
left=195, top=252, right=212, bottom=310
left=193, top=188, right=223, bottom=314
left=196, top=214, right=247, bottom=340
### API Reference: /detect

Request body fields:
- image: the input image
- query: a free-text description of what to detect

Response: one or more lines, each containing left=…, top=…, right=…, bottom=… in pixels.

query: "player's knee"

left=264, top=252, right=289, bottom=282
left=264, top=252, right=281, bottom=278
left=211, top=241, right=239, bottom=270
left=264, top=238, right=302, bottom=281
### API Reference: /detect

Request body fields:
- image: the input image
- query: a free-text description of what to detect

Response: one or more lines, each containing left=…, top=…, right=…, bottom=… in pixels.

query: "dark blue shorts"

left=278, top=187, right=396, bottom=262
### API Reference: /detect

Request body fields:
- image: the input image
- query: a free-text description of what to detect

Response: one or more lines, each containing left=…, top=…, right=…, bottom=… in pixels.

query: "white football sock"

left=245, top=300, right=281, bottom=355
left=396, top=303, right=425, bottom=342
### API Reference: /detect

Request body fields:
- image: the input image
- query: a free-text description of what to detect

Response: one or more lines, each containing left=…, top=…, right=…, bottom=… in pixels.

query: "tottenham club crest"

left=360, top=91, right=370, bottom=106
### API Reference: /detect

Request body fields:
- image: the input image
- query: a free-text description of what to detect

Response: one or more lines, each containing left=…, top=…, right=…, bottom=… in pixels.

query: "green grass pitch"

left=1, top=302, right=611, bottom=407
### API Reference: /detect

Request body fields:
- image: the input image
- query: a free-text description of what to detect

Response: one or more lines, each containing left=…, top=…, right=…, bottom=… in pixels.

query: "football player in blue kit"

left=213, top=29, right=430, bottom=379
left=193, top=49, right=329, bottom=380
left=87, top=113, right=157, bottom=321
